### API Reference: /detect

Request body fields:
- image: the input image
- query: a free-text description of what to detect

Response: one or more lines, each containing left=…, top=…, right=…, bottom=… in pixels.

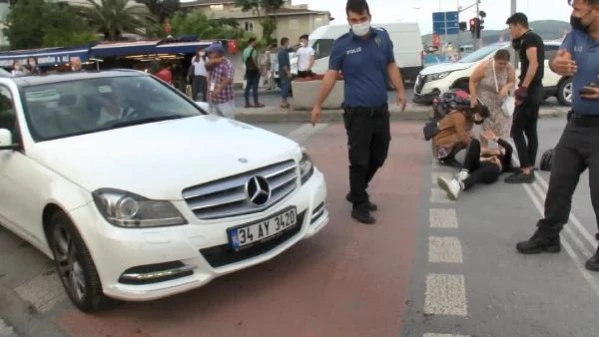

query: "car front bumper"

left=68, top=168, right=329, bottom=301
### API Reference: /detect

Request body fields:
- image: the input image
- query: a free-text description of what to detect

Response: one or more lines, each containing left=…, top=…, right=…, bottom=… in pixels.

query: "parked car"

left=0, top=70, right=329, bottom=313
left=413, top=41, right=572, bottom=106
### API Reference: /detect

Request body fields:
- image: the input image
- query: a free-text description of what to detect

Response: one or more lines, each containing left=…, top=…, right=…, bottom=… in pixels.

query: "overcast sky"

left=294, top=0, right=573, bottom=34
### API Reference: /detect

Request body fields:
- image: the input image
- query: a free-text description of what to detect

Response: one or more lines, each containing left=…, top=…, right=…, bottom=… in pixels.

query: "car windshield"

left=22, top=75, right=203, bottom=141
left=458, top=44, right=505, bottom=63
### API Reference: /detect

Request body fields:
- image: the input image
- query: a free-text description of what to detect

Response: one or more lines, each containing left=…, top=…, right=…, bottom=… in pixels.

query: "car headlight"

left=92, top=188, right=186, bottom=228
left=427, top=72, right=452, bottom=81
left=299, top=148, right=314, bottom=184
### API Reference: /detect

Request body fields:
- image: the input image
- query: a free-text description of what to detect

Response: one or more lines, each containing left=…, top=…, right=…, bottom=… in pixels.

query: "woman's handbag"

left=492, top=59, right=515, bottom=117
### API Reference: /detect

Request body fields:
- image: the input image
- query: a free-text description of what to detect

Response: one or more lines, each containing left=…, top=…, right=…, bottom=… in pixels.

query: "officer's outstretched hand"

left=396, top=91, right=407, bottom=112
left=311, top=105, right=321, bottom=126
left=552, top=50, right=576, bottom=76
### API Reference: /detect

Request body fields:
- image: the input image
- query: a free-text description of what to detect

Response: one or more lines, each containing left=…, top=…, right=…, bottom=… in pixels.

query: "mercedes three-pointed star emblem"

left=245, top=176, right=271, bottom=205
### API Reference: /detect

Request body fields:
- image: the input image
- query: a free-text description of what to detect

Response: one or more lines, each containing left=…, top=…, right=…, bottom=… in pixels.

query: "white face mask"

left=351, top=21, right=371, bottom=36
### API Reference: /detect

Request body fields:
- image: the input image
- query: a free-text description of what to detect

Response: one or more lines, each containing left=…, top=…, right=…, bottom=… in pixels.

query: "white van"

left=290, top=22, right=424, bottom=83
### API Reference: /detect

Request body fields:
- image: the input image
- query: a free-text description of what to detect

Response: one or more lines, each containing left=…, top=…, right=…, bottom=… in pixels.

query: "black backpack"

left=245, top=48, right=259, bottom=74
left=540, top=148, right=554, bottom=171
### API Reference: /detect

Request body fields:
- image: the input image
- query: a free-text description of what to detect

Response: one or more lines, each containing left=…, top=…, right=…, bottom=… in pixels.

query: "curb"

left=234, top=107, right=568, bottom=124
left=0, top=284, right=65, bottom=337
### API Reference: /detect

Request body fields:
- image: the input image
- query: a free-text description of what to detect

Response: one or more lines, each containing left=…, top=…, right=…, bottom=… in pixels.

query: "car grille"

left=182, top=159, right=299, bottom=220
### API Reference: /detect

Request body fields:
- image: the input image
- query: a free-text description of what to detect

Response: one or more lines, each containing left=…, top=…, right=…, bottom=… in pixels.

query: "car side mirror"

left=0, top=129, right=18, bottom=151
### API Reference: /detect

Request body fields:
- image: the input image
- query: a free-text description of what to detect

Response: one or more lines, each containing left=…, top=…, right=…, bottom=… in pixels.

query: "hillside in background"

left=422, top=20, right=571, bottom=46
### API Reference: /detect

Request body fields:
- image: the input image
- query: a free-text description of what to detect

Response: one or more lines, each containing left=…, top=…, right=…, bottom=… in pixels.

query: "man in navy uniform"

left=310, top=0, right=407, bottom=224
left=516, top=0, right=599, bottom=271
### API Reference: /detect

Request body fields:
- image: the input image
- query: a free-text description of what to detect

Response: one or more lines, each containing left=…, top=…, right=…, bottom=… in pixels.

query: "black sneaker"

left=346, top=193, right=378, bottom=211
left=516, top=231, right=561, bottom=254
left=351, top=205, right=376, bottom=224
left=505, top=171, right=535, bottom=184
left=585, top=247, right=599, bottom=272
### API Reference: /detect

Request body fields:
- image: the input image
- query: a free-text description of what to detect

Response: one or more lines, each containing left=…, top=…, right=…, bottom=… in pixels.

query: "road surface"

left=1, top=117, right=598, bottom=337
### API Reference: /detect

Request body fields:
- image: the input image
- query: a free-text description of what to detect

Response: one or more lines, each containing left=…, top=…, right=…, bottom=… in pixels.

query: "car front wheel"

left=557, top=78, right=573, bottom=106
left=49, top=211, right=118, bottom=313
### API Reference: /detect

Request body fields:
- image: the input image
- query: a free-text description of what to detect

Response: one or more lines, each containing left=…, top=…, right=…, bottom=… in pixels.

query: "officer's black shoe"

left=345, top=193, right=378, bottom=211
left=351, top=205, right=375, bottom=224
left=585, top=247, right=599, bottom=272
left=516, top=231, right=561, bottom=254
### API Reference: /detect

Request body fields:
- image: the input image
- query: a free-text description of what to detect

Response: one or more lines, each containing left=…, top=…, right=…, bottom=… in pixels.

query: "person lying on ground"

left=431, top=104, right=491, bottom=168
left=437, top=129, right=513, bottom=200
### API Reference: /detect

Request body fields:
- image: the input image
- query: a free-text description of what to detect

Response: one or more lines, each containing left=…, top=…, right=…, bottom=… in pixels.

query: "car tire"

left=48, top=211, right=118, bottom=313
left=557, top=77, right=573, bottom=106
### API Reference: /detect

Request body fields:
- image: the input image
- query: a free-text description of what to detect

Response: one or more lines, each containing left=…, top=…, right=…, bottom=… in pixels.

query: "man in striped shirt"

left=205, top=43, right=236, bottom=119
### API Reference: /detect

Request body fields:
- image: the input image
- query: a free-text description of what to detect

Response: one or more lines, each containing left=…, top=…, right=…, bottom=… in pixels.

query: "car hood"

left=419, top=62, right=473, bottom=76
left=29, top=115, right=301, bottom=200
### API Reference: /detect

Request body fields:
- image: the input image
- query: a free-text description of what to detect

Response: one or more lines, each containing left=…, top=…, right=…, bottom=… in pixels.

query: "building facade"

left=181, top=0, right=332, bottom=43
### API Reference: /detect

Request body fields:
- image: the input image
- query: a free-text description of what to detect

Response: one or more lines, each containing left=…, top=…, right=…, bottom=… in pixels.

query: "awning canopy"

left=0, top=47, right=91, bottom=67
left=90, top=41, right=160, bottom=57
left=154, top=41, right=217, bottom=54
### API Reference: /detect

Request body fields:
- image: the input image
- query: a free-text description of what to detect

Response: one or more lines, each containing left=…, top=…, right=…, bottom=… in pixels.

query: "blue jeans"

left=244, top=71, right=260, bottom=104
left=280, top=76, right=291, bottom=100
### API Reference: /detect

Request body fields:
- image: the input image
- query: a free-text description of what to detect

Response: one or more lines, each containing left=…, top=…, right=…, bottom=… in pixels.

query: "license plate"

left=228, top=207, right=298, bottom=251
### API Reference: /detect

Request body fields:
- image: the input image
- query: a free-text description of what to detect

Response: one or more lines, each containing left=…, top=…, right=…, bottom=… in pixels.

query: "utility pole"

left=475, top=0, right=481, bottom=49
left=511, top=0, right=519, bottom=67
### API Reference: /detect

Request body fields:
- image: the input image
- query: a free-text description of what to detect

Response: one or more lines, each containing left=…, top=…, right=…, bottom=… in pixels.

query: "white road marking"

left=13, top=270, right=66, bottom=313
left=429, top=208, right=459, bottom=228
left=424, top=273, right=468, bottom=316
left=430, top=187, right=455, bottom=204
left=285, top=123, right=328, bottom=144
left=423, top=334, right=469, bottom=337
left=429, top=236, right=464, bottom=263
left=0, top=318, right=17, bottom=337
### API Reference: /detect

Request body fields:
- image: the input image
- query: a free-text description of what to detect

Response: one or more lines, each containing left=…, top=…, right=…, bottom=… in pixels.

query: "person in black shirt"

left=437, top=130, right=513, bottom=200
left=504, top=13, right=544, bottom=184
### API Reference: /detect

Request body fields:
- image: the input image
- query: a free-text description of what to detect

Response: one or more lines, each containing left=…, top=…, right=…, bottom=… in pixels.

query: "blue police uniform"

left=517, top=28, right=599, bottom=271
left=328, top=27, right=396, bottom=223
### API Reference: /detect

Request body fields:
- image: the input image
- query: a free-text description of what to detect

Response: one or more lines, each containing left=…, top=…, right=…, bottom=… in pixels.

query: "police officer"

left=310, top=0, right=407, bottom=224
left=516, top=0, right=599, bottom=271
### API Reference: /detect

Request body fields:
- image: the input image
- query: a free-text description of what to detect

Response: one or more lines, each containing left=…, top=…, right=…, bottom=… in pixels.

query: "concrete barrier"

left=291, top=80, right=344, bottom=110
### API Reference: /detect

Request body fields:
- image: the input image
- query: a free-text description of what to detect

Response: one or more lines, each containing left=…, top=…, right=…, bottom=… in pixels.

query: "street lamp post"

left=510, top=0, right=519, bottom=66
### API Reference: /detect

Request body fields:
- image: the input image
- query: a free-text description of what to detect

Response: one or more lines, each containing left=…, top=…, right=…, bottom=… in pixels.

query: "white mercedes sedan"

left=0, top=70, right=329, bottom=313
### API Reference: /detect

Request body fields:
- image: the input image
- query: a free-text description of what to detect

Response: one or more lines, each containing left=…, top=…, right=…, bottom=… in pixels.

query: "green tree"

left=169, top=11, right=244, bottom=39
left=3, top=0, right=97, bottom=49
left=135, top=0, right=180, bottom=24
left=234, top=0, right=284, bottom=44
left=75, top=0, right=157, bottom=40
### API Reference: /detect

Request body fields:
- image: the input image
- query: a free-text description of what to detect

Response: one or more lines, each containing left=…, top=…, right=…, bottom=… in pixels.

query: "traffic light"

left=470, top=18, right=478, bottom=38
left=476, top=18, right=485, bottom=39
left=459, top=21, right=467, bottom=31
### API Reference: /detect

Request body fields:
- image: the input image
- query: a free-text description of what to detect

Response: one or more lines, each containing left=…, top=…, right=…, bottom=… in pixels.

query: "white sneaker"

left=457, top=170, right=469, bottom=181
left=437, top=177, right=461, bottom=200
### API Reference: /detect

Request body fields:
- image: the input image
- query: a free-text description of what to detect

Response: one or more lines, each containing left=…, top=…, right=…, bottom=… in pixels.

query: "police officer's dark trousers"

left=343, top=104, right=391, bottom=207
left=536, top=114, right=599, bottom=241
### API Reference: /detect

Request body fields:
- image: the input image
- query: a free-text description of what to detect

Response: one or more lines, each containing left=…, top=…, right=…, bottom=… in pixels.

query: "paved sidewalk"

left=233, top=103, right=570, bottom=123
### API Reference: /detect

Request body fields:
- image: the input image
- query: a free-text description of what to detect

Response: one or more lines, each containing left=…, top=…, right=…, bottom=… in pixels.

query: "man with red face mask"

left=516, top=0, right=599, bottom=272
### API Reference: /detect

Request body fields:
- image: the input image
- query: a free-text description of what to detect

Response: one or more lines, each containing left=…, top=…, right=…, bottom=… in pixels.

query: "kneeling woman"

left=437, top=130, right=512, bottom=200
